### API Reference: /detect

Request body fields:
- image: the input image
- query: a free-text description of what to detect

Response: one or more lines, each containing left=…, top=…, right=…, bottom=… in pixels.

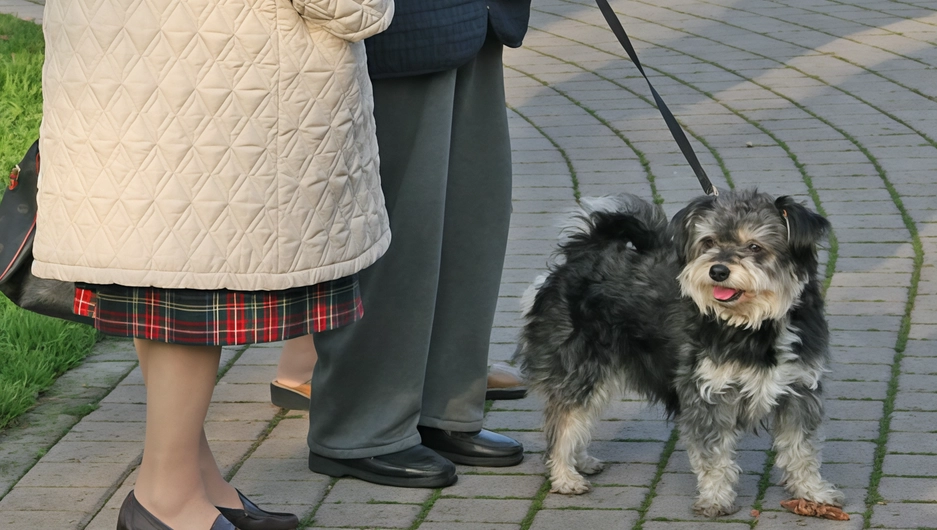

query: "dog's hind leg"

left=772, top=391, right=844, bottom=506
left=575, top=447, right=606, bottom=476
left=573, top=400, right=607, bottom=476
left=544, top=395, right=607, bottom=494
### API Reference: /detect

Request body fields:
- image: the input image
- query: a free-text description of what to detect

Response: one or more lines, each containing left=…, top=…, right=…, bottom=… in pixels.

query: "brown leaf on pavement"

left=780, top=499, right=850, bottom=521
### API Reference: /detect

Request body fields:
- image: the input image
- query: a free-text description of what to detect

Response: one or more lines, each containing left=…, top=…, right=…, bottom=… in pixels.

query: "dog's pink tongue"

left=713, top=286, right=739, bottom=301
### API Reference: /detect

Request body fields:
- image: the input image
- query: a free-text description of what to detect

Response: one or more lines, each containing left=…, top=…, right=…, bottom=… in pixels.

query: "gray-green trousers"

left=308, top=35, right=513, bottom=459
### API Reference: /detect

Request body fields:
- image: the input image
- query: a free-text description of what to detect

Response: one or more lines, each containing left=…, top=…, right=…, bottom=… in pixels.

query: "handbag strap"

left=594, top=0, right=717, bottom=196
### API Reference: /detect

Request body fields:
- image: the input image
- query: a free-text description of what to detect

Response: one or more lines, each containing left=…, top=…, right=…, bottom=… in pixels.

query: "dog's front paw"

left=576, top=455, right=606, bottom=475
left=807, top=484, right=845, bottom=507
left=693, top=501, right=741, bottom=518
left=787, top=479, right=845, bottom=507
left=550, top=475, right=591, bottom=495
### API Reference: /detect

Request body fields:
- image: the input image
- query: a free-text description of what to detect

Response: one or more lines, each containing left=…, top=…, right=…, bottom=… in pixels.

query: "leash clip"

left=782, top=209, right=790, bottom=241
left=8, top=165, right=20, bottom=190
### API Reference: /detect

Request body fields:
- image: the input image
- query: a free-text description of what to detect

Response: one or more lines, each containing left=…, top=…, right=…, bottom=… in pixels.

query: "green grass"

left=0, top=13, right=99, bottom=431
left=0, top=13, right=44, bottom=182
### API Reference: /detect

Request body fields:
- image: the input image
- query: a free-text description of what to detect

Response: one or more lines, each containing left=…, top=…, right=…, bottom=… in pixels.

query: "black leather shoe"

left=418, top=426, right=524, bottom=467
left=308, top=445, right=457, bottom=488
left=117, top=490, right=236, bottom=530
left=216, top=489, right=299, bottom=530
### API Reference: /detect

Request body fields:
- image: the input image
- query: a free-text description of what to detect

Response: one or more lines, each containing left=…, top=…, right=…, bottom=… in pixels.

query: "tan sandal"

left=270, top=380, right=311, bottom=410
left=485, top=363, right=527, bottom=400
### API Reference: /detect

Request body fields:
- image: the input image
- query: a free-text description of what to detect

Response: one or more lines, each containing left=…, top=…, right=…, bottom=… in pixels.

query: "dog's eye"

left=748, top=244, right=762, bottom=253
left=701, top=238, right=715, bottom=250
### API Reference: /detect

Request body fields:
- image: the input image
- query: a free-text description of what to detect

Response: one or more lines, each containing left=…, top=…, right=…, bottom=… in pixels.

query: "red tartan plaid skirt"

left=73, top=275, right=363, bottom=346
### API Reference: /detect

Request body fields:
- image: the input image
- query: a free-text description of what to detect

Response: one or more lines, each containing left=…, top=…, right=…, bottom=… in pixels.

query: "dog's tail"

left=559, top=194, right=668, bottom=256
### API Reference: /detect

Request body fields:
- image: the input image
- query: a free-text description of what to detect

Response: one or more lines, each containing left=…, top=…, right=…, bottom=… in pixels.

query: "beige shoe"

left=486, top=363, right=527, bottom=400
left=270, top=380, right=311, bottom=410
left=271, top=364, right=525, bottom=409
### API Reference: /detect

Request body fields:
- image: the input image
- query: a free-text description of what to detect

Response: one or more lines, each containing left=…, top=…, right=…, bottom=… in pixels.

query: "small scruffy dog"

left=517, top=189, right=844, bottom=517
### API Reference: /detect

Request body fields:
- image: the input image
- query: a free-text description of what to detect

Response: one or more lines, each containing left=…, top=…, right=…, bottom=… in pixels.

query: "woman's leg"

left=133, top=338, right=228, bottom=529
left=276, top=335, right=317, bottom=387
left=138, top=344, right=242, bottom=510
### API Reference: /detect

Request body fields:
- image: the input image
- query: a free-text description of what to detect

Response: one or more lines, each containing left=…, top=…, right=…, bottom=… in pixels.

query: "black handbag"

left=0, top=140, right=93, bottom=325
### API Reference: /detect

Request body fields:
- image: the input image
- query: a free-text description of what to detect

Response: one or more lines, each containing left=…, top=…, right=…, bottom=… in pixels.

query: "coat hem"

left=31, top=230, right=391, bottom=292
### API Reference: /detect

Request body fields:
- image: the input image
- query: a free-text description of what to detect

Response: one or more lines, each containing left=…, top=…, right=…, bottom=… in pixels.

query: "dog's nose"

left=709, top=264, right=730, bottom=282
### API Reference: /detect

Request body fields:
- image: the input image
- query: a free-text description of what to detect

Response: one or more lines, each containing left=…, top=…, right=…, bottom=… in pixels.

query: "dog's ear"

left=670, top=195, right=716, bottom=264
left=775, top=196, right=830, bottom=257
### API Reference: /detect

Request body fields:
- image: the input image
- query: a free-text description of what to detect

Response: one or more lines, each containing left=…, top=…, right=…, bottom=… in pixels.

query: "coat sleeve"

left=291, top=0, right=394, bottom=42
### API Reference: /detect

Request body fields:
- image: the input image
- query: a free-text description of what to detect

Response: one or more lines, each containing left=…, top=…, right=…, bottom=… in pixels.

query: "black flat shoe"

left=417, top=426, right=524, bottom=467
left=217, top=489, right=299, bottom=530
left=308, top=445, right=457, bottom=488
left=117, top=491, right=236, bottom=530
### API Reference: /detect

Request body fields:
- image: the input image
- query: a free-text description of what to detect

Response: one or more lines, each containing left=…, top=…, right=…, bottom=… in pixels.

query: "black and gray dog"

left=517, top=189, right=843, bottom=517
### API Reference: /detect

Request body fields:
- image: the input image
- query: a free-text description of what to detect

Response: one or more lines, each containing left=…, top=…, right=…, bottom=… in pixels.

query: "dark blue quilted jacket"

left=365, top=0, right=532, bottom=79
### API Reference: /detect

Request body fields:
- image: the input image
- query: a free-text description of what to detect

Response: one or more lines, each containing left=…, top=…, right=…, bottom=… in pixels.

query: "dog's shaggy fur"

left=517, top=189, right=843, bottom=517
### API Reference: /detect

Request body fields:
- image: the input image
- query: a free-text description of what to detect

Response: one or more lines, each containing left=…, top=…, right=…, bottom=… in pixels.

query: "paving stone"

left=821, top=441, right=876, bottom=464
left=203, top=418, right=269, bottom=441
left=878, top=476, right=937, bottom=502
left=890, top=411, right=937, bottom=432
left=14, top=462, right=130, bottom=489
left=753, top=510, right=865, bottom=529
left=0, top=510, right=83, bottom=529
left=39, top=440, right=140, bottom=464
left=530, top=509, right=637, bottom=530
left=208, top=440, right=255, bottom=474
left=541, top=485, right=646, bottom=510
left=825, top=399, right=886, bottom=421
left=81, top=338, right=136, bottom=362
left=820, top=419, right=880, bottom=442
left=893, top=391, right=937, bottom=411
left=594, top=419, right=674, bottom=441
left=99, top=384, right=146, bottom=404
left=62, top=420, right=145, bottom=443
left=460, top=451, right=547, bottom=476
left=210, top=381, right=270, bottom=403
left=425, top=498, right=531, bottom=524
left=323, top=479, right=432, bottom=504
left=231, top=457, right=309, bottom=483
left=644, top=523, right=751, bottom=530
left=883, top=454, right=937, bottom=477
left=442, top=474, right=544, bottom=499
left=821, top=462, right=875, bottom=488
left=313, top=502, right=422, bottom=528
left=205, top=402, right=279, bottom=422
left=420, top=524, right=521, bottom=530
left=587, top=441, right=666, bottom=464
left=236, top=478, right=330, bottom=507
left=666, top=450, right=767, bottom=475
left=81, top=403, right=145, bottom=424
left=589, top=463, right=658, bottom=487
left=896, top=374, right=937, bottom=393
left=248, top=437, right=309, bottom=460
left=870, top=500, right=937, bottom=528
left=887, top=432, right=937, bottom=455
left=0, top=485, right=108, bottom=512
left=824, top=379, right=888, bottom=400
left=642, top=492, right=755, bottom=520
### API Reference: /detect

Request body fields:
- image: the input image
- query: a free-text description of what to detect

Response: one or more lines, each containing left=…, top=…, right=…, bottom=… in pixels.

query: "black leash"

left=594, top=0, right=717, bottom=196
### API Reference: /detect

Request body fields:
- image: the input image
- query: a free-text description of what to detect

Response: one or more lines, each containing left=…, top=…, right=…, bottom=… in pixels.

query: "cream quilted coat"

left=33, top=0, right=394, bottom=291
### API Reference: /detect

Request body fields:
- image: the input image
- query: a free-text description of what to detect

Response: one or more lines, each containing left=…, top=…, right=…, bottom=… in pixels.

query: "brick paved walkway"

left=1, top=0, right=936, bottom=528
